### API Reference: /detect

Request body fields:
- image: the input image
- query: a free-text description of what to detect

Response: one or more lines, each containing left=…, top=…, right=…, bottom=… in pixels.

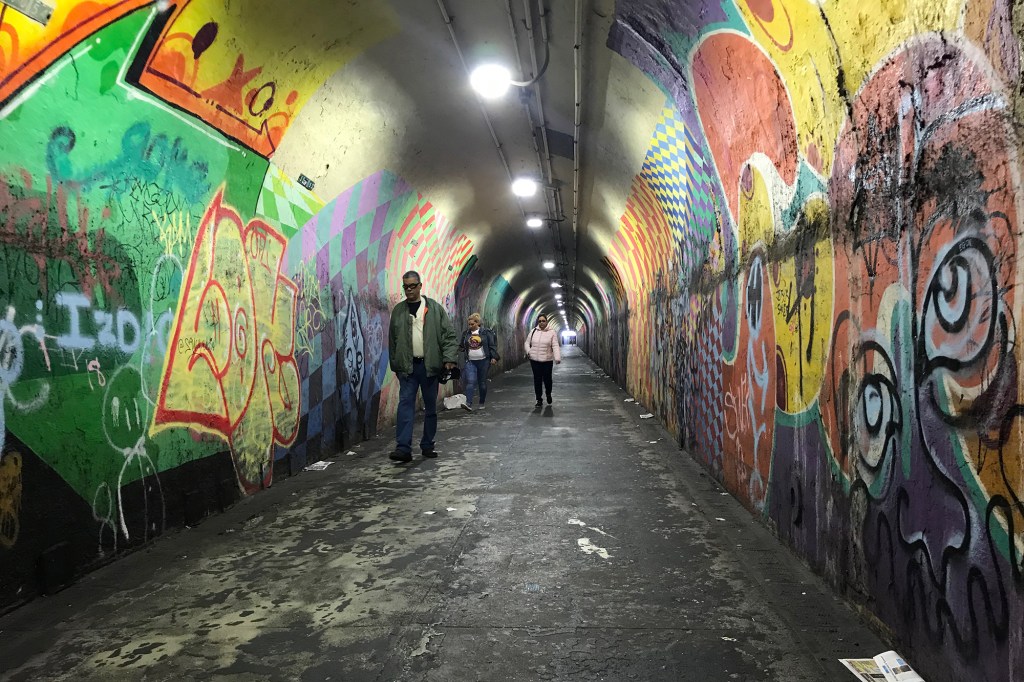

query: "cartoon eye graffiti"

left=921, top=237, right=998, bottom=376
left=852, top=341, right=902, bottom=479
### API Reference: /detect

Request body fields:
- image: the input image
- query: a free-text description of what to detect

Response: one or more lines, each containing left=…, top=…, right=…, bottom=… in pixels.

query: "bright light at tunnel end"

left=512, top=178, right=538, bottom=197
left=470, top=64, right=512, bottom=99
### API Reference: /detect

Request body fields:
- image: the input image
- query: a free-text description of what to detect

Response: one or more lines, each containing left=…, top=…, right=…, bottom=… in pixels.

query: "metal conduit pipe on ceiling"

left=435, top=0, right=543, bottom=263
left=571, top=0, right=582, bottom=326
left=521, top=0, right=568, bottom=272
left=505, top=0, right=556, bottom=230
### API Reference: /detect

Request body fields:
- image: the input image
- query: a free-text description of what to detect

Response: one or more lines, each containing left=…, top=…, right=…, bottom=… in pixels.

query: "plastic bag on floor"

left=443, top=393, right=468, bottom=410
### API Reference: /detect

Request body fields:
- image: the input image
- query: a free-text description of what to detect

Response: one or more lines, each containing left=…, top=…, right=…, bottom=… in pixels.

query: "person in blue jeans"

left=458, top=313, right=500, bottom=411
left=387, top=271, right=458, bottom=463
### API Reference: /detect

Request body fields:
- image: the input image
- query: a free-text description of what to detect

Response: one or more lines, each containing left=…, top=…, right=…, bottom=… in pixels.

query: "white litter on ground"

left=624, top=398, right=635, bottom=403
left=304, top=461, right=334, bottom=471
left=577, top=538, right=610, bottom=559
left=443, top=393, right=467, bottom=410
left=640, top=413, right=654, bottom=419
left=568, top=518, right=615, bottom=538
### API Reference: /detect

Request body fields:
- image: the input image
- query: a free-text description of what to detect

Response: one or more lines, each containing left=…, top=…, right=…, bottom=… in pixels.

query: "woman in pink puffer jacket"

left=525, top=314, right=561, bottom=407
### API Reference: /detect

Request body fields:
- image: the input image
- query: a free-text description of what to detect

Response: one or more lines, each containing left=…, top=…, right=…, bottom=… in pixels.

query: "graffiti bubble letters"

left=152, top=190, right=300, bottom=493
left=54, top=292, right=141, bottom=354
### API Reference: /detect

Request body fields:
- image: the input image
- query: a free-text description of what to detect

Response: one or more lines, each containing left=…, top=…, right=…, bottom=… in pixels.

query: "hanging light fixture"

left=469, top=64, right=513, bottom=99
left=512, top=178, right=539, bottom=197
left=526, top=217, right=543, bottom=228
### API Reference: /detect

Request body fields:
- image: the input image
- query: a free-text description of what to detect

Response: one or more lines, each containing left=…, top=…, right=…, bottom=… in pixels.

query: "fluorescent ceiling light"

left=551, top=282, right=561, bottom=288
left=470, top=64, right=512, bottom=99
left=512, top=178, right=538, bottom=197
left=526, top=217, right=543, bottom=228
left=542, top=261, right=555, bottom=269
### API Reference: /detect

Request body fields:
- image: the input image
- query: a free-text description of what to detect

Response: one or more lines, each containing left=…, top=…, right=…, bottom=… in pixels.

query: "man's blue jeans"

left=463, top=358, right=490, bottom=406
left=396, top=361, right=439, bottom=454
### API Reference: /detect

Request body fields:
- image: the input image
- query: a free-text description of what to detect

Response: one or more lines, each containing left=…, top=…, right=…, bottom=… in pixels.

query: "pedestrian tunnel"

left=0, top=2, right=1022, bottom=681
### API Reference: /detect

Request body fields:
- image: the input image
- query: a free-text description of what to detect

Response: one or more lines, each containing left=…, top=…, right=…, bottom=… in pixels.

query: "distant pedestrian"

left=388, top=271, right=458, bottom=462
left=525, top=314, right=561, bottom=407
left=458, top=313, right=499, bottom=411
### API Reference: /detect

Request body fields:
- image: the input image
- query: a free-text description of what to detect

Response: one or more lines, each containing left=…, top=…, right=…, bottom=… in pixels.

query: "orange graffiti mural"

left=0, top=0, right=149, bottom=105
left=152, top=189, right=300, bottom=493
left=136, top=0, right=396, bottom=156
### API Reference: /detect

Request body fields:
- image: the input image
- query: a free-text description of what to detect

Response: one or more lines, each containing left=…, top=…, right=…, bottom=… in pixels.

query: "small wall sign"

left=5, top=0, right=53, bottom=25
left=297, top=174, right=315, bottom=191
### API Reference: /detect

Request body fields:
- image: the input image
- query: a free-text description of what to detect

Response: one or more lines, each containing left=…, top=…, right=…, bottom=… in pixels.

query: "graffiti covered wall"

left=0, top=1, right=512, bottom=612
left=587, top=1, right=1024, bottom=681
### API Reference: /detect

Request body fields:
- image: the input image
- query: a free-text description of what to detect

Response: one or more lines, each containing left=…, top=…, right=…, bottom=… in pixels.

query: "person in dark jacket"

left=458, top=312, right=499, bottom=411
left=387, top=271, right=458, bottom=462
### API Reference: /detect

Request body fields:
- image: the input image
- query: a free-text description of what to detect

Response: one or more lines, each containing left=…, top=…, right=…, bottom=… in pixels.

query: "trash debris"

left=624, top=398, right=635, bottom=403
left=446, top=507, right=457, bottom=512
left=305, top=460, right=334, bottom=471
left=840, top=651, right=924, bottom=682
left=345, top=450, right=357, bottom=456
left=577, top=538, right=610, bottom=559
left=443, top=393, right=468, bottom=410
left=423, top=511, right=436, bottom=515
left=648, top=440, right=658, bottom=444
left=568, top=519, right=587, bottom=526
left=715, top=517, right=726, bottom=521
left=640, top=413, right=654, bottom=419
left=243, top=514, right=263, bottom=530
left=721, top=636, right=737, bottom=642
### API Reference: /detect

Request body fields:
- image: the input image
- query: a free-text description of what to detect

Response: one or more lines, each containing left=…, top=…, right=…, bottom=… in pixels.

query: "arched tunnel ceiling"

left=271, top=0, right=667, bottom=326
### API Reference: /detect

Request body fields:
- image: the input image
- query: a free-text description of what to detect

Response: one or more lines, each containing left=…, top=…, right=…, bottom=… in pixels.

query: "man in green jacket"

left=388, top=271, right=458, bottom=462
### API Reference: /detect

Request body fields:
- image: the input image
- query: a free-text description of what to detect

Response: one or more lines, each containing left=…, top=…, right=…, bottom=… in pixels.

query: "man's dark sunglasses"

left=402, top=282, right=421, bottom=291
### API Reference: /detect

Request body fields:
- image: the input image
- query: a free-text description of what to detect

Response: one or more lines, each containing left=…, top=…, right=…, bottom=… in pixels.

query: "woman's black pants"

left=530, top=360, right=553, bottom=400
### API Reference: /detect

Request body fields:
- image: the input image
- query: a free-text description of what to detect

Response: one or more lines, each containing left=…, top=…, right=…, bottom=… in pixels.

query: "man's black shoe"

left=546, top=395, right=552, bottom=404
left=422, top=449, right=438, bottom=459
left=535, top=400, right=542, bottom=408
left=389, top=450, right=412, bottom=463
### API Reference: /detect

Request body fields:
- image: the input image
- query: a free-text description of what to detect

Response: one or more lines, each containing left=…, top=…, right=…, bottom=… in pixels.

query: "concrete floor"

left=0, top=348, right=885, bottom=681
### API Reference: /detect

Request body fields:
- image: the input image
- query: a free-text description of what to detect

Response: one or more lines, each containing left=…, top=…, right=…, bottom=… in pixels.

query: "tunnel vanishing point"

left=1, top=1, right=1023, bottom=681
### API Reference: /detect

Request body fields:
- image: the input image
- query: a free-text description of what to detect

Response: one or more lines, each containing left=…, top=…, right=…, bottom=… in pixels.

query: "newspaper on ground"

left=873, top=651, right=924, bottom=682
left=304, top=461, right=333, bottom=471
left=840, top=651, right=924, bottom=682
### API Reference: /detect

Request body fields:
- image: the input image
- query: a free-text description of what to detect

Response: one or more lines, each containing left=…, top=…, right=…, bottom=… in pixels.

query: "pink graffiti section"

left=692, top=32, right=798, bottom=223
left=152, top=189, right=300, bottom=493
